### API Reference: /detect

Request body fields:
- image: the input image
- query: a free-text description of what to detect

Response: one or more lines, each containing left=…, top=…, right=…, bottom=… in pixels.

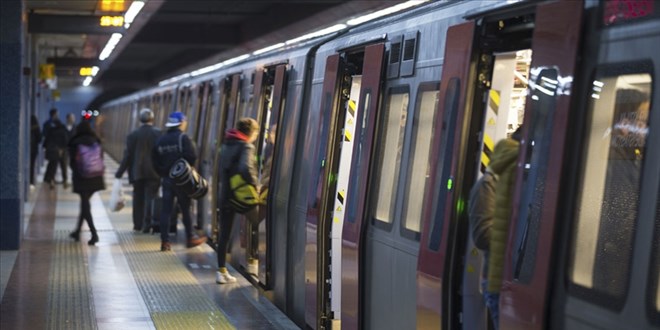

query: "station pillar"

left=0, top=0, right=25, bottom=250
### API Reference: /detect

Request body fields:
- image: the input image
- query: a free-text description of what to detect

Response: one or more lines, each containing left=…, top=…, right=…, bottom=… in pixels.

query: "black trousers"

left=160, top=179, right=193, bottom=242
left=75, top=191, right=97, bottom=237
left=216, top=206, right=258, bottom=268
left=132, top=179, right=159, bottom=230
left=44, top=149, right=67, bottom=183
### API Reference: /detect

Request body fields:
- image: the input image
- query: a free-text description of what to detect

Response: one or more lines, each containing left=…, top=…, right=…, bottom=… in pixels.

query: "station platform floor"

left=0, top=154, right=299, bottom=330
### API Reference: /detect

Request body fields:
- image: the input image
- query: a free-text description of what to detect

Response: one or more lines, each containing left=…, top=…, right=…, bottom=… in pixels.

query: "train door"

left=246, top=64, right=287, bottom=288
left=211, top=74, right=239, bottom=240
left=193, top=81, right=213, bottom=232
left=416, top=1, right=585, bottom=329
left=550, top=2, right=660, bottom=329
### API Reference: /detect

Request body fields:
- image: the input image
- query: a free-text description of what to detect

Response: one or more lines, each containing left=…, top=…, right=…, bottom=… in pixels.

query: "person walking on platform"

left=30, top=114, right=42, bottom=187
left=68, top=120, right=106, bottom=246
left=151, top=111, right=207, bottom=251
left=42, top=108, right=69, bottom=189
left=215, top=117, right=260, bottom=284
left=116, top=108, right=162, bottom=232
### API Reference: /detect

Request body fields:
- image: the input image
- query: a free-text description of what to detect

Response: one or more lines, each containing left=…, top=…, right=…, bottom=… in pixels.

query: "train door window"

left=401, top=83, right=439, bottom=236
left=372, top=87, right=409, bottom=225
left=568, top=65, right=652, bottom=310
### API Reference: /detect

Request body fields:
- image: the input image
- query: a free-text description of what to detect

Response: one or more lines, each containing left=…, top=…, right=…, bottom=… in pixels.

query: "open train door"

left=500, top=1, right=584, bottom=329
left=211, top=74, right=241, bottom=240
left=416, top=21, right=476, bottom=330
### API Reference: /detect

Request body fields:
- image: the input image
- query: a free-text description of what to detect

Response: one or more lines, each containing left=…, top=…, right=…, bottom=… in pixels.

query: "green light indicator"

left=456, top=198, right=465, bottom=214
left=447, top=178, right=453, bottom=190
left=321, top=159, right=325, bottom=168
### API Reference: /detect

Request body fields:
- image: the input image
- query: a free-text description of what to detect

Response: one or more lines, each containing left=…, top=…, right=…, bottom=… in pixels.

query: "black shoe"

left=88, top=236, right=99, bottom=245
left=160, top=241, right=171, bottom=251
left=142, top=226, right=151, bottom=234
left=69, top=231, right=80, bottom=242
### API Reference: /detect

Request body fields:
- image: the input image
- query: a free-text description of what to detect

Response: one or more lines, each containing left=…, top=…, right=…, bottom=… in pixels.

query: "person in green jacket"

left=474, top=127, right=521, bottom=329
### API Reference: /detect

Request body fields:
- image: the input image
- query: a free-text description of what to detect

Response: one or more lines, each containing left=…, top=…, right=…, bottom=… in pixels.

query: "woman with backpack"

left=215, top=117, right=260, bottom=284
left=68, top=120, right=106, bottom=245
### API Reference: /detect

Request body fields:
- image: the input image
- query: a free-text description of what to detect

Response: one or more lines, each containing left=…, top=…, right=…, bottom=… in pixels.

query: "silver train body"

left=100, top=1, right=660, bottom=329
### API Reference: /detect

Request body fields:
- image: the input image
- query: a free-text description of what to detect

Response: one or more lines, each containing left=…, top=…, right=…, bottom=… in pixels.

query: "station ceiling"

left=26, top=0, right=399, bottom=106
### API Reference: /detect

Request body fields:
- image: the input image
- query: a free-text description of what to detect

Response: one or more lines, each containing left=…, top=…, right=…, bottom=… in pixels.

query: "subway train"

left=98, top=0, right=660, bottom=329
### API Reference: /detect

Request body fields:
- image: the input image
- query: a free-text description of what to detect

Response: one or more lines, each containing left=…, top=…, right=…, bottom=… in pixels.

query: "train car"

left=99, top=0, right=660, bottom=329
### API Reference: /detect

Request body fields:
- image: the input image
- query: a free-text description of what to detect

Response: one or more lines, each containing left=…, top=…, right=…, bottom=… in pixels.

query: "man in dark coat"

left=151, top=111, right=207, bottom=251
left=42, top=108, right=70, bottom=189
left=116, top=108, right=162, bottom=232
left=30, top=114, right=42, bottom=186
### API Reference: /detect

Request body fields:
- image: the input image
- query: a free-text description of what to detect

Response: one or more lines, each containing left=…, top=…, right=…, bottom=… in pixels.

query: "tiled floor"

left=0, top=156, right=299, bottom=330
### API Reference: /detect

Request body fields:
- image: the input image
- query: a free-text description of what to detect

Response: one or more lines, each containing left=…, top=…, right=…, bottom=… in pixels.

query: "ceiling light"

left=124, top=1, right=145, bottom=24
left=82, top=76, right=93, bottom=86
left=346, top=0, right=428, bottom=26
left=99, top=33, right=122, bottom=61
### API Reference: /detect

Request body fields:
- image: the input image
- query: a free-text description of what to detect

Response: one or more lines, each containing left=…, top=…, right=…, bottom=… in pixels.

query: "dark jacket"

left=68, top=132, right=106, bottom=194
left=116, top=124, right=162, bottom=183
left=218, top=129, right=258, bottom=204
left=151, top=127, right=196, bottom=180
left=43, top=119, right=68, bottom=160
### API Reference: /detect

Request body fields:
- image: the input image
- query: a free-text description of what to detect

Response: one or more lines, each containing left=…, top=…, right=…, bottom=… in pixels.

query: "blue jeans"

left=482, top=280, right=500, bottom=329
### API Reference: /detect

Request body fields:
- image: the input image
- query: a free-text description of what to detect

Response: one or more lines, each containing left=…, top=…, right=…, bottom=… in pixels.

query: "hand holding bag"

left=108, top=178, right=125, bottom=212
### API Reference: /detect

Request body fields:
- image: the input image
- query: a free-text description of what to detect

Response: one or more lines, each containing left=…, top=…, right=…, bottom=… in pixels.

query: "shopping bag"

left=109, top=178, right=125, bottom=212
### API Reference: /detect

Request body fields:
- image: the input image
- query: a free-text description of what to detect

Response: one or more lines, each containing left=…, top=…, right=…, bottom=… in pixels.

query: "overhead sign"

left=100, top=16, right=124, bottom=27
left=39, top=63, right=55, bottom=79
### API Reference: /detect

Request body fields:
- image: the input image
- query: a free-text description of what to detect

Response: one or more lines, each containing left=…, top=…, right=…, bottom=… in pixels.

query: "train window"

left=568, top=65, right=652, bottom=310
left=429, top=78, right=460, bottom=251
left=511, top=68, right=558, bottom=283
left=373, top=88, right=409, bottom=225
left=401, top=83, right=439, bottom=236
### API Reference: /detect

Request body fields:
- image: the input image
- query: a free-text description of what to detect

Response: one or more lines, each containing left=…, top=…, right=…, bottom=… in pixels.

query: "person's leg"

left=133, top=180, right=146, bottom=231
left=143, top=180, right=159, bottom=232
left=217, top=207, right=235, bottom=269
left=44, top=158, right=57, bottom=187
left=80, top=191, right=98, bottom=244
left=159, top=180, right=175, bottom=248
left=177, top=191, right=193, bottom=239
left=30, top=150, right=37, bottom=185
left=60, top=151, right=68, bottom=187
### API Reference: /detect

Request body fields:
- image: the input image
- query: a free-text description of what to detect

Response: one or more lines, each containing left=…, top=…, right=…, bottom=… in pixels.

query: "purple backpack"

left=76, top=143, right=105, bottom=178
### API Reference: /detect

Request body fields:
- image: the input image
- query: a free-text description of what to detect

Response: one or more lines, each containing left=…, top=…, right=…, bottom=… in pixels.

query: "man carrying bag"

left=151, top=111, right=207, bottom=251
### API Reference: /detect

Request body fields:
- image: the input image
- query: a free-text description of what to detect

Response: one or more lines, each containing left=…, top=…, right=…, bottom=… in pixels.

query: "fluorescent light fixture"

left=158, top=73, right=191, bottom=86
left=222, top=54, right=250, bottom=65
left=99, top=33, right=123, bottom=61
left=252, top=43, right=285, bottom=55
left=92, top=66, right=99, bottom=76
left=191, top=63, right=225, bottom=77
left=285, top=24, right=347, bottom=45
left=124, top=1, right=145, bottom=24
left=83, top=76, right=93, bottom=86
left=346, top=0, right=428, bottom=26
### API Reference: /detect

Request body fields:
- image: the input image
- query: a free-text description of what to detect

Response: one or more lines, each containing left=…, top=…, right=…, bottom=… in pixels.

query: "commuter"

left=470, top=127, right=521, bottom=329
left=216, top=117, right=260, bottom=284
left=42, top=108, right=69, bottom=189
left=65, top=112, right=77, bottom=136
left=115, top=108, right=162, bottom=232
left=30, top=114, right=42, bottom=187
left=68, top=120, right=105, bottom=245
left=151, top=111, right=207, bottom=251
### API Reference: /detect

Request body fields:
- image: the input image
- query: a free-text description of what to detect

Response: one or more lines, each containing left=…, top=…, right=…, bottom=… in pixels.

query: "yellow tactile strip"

left=47, top=231, right=97, bottom=330
left=117, top=231, right=235, bottom=330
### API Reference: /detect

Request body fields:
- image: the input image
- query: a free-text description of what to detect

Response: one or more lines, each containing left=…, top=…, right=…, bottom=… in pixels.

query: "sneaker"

left=247, top=259, right=259, bottom=276
left=186, top=235, right=207, bottom=248
left=216, top=271, right=237, bottom=284
left=160, top=241, right=171, bottom=251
